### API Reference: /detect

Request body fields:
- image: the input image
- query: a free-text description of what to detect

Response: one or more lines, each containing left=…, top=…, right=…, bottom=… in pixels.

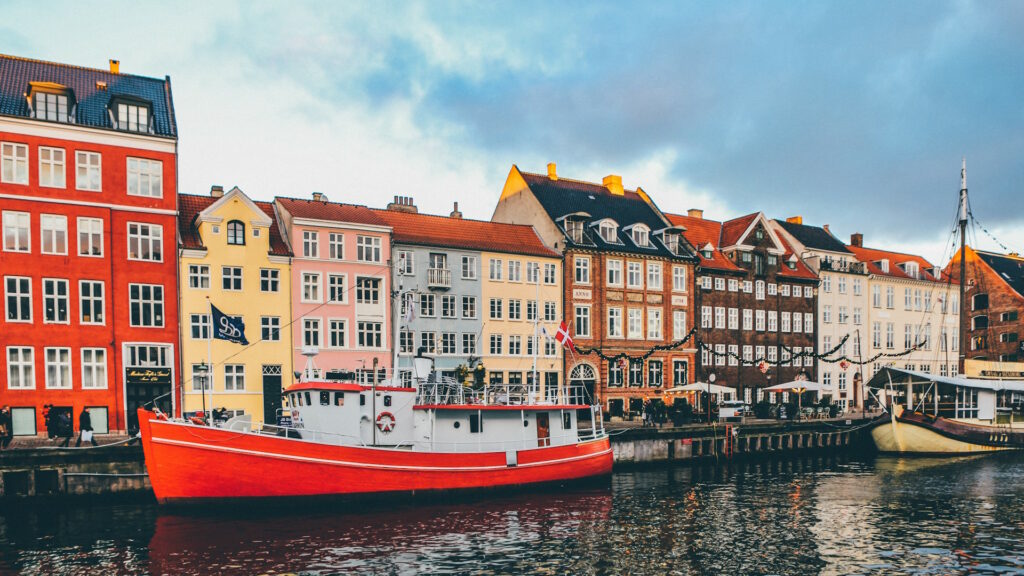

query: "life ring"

left=376, top=411, right=396, bottom=433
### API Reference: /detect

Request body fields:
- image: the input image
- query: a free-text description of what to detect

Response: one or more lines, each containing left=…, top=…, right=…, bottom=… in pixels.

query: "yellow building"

left=480, top=250, right=564, bottom=401
left=178, top=186, right=294, bottom=424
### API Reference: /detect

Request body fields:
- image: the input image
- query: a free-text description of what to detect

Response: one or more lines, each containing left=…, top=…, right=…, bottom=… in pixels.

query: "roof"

left=519, top=170, right=696, bottom=260
left=0, top=53, right=176, bottom=138
left=846, top=245, right=946, bottom=283
left=274, top=197, right=389, bottom=228
left=975, top=250, right=1024, bottom=299
left=774, top=219, right=851, bottom=254
left=719, top=214, right=758, bottom=247
left=866, top=366, right=1024, bottom=393
left=373, top=209, right=560, bottom=258
left=178, top=193, right=292, bottom=256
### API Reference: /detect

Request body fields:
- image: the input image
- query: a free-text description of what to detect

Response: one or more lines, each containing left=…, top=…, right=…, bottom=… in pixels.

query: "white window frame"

left=81, top=348, right=108, bottom=389
left=461, top=256, right=477, bottom=280
left=627, top=308, right=643, bottom=339
left=77, top=217, right=104, bottom=257
left=303, top=318, right=322, bottom=348
left=41, top=278, right=69, bottom=324
left=126, top=157, right=163, bottom=198
left=302, top=230, right=319, bottom=259
left=647, top=307, right=662, bottom=339
left=44, top=347, right=72, bottom=389
left=328, top=274, right=347, bottom=304
left=608, top=307, right=623, bottom=338
left=127, top=221, right=163, bottom=262
left=40, top=214, right=67, bottom=255
left=1, top=142, right=29, bottom=185
left=356, top=235, right=382, bottom=263
left=575, top=305, right=591, bottom=338
left=222, top=266, right=243, bottom=291
left=4, top=276, right=32, bottom=322
left=302, top=272, right=323, bottom=303
left=260, top=268, right=280, bottom=292
left=607, top=259, right=623, bottom=287
left=224, top=364, right=246, bottom=392
left=673, top=309, right=687, bottom=340
left=329, top=233, right=345, bottom=260
left=647, top=262, right=662, bottom=290
left=328, top=318, right=347, bottom=349
left=79, top=279, right=105, bottom=325
left=261, top=316, right=282, bottom=342
left=2, top=211, right=30, bottom=253
left=672, top=266, right=687, bottom=292
left=39, top=146, right=66, bottom=188
left=76, top=151, right=102, bottom=191
left=128, top=283, right=164, bottom=327
left=6, top=346, right=35, bottom=389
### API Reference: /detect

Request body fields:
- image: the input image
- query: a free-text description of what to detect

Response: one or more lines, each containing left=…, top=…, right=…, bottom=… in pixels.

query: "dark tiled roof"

left=178, top=193, right=292, bottom=257
left=520, top=171, right=696, bottom=260
left=275, top=197, right=389, bottom=227
left=774, top=219, right=851, bottom=254
left=976, top=250, right=1024, bottom=298
left=846, top=245, right=945, bottom=283
left=0, top=54, right=176, bottom=138
left=373, top=209, right=559, bottom=258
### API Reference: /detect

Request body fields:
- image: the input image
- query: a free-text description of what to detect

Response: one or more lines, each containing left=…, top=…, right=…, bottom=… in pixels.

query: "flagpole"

left=205, top=296, right=212, bottom=423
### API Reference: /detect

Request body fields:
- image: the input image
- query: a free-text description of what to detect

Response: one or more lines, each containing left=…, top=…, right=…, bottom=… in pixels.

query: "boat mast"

left=958, top=158, right=968, bottom=375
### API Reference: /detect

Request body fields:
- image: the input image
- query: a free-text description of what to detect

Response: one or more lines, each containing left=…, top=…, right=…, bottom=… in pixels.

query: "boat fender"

left=376, top=411, right=396, bottom=433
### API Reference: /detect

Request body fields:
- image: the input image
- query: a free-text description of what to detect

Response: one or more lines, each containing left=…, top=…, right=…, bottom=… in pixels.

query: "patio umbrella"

left=665, top=382, right=737, bottom=397
left=763, top=380, right=826, bottom=419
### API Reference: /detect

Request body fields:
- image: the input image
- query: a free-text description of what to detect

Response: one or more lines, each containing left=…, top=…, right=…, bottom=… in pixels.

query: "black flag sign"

left=211, top=304, right=249, bottom=345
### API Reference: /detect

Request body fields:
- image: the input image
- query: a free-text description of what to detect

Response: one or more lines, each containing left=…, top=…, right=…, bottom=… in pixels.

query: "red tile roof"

left=720, top=213, right=758, bottom=247
left=846, top=245, right=945, bottom=282
left=274, top=197, right=388, bottom=227
left=372, top=209, right=559, bottom=258
left=178, top=193, right=291, bottom=256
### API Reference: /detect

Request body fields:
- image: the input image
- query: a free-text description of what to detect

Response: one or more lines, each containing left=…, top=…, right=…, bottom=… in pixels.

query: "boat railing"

left=415, top=379, right=595, bottom=407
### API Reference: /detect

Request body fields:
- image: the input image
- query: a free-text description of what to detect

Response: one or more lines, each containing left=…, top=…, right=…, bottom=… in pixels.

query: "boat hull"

left=870, top=409, right=1022, bottom=455
left=138, top=409, right=613, bottom=504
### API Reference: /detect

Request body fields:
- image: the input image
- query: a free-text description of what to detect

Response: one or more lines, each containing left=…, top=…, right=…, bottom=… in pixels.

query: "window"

left=768, top=283, right=777, bottom=296
left=545, top=337, right=557, bottom=357
left=462, top=333, right=477, bottom=355
left=508, top=335, right=522, bottom=356
left=116, top=102, right=150, bottom=132
left=328, top=275, right=346, bottom=303
left=45, top=347, right=71, bottom=389
left=608, top=307, right=623, bottom=337
left=714, top=306, right=725, bottom=329
left=701, top=306, right=712, bottom=328
left=129, top=284, right=164, bottom=327
left=768, top=311, right=778, bottom=332
left=420, top=294, right=436, bottom=317
left=608, top=360, right=623, bottom=387
left=358, top=322, right=383, bottom=348
left=398, top=331, right=414, bottom=354
left=672, top=266, right=687, bottom=292
left=224, top=365, right=246, bottom=391
left=804, top=313, right=813, bottom=333
left=793, top=311, right=803, bottom=333
left=356, top=278, right=380, bottom=304
left=227, top=220, right=245, bottom=245
left=489, top=298, right=503, bottom=320
left=632, top=225, right=650, bottom=247
left=126, top=157, right=162, bottom=197
left=838, top=306, right=848, bottom=324
left=2, top=211, right=30, bottom=252
left=647, top=262, right=662, bottom=290
left=715, top=277, right=725, bottom=291
left=220, top=266, right=242, bottom=291
left=1003, top=311, right=1019, bottom=322
left=75, top=151, right=101, bottom=191
left=189, top=313, right=211, bottom=340
left=756, top=310, right=766, bottom=331
left=78, top=348, right=107, bottom=389
left=461, top=256, right=477, bottom=279
left=673, top=360, right=688, bottom=386
left=647, top=308, right=662, bottom=339
left=7, top=347, right=34, bottom=389
left=780, top=284, right=789, bottom=296
left=823, top=305, right=832, bottom=323
left=544, top=263, right=557, bottom=285
left=544, top=301, right=556, bottom=322
left=673, top=310, right=687, bottom=339
left=743, top=345, right=753, bottom=363
left=128, top=222, right=162, bottom=261
left=607, top=259, right=623, bottom=286
left=489, top=334, right=503, bottom=355
left=575, top=305, right=591, bottom=337
left=973, top=293, right=989, bottom=311
left=5, top=276, right=31, bottom=322
left=356, top=236, right=381, bottom=262
left=728, top=308, right=739, bottom=330
left=780, top=311, right=790, bottom=332
left=40, top=214, right=67, bottom=255
left=508, top=260, right=522, bottom=282
left=756, top=280, right=765, bottom=300
left=328, top=319, right=347, bottom=348
left=729, top=345, right=739, bottom=366
left=329, top=233, right=345, bottom=260
left=565, top=220, right=584, bottom=243
left=302, top=231, right=319, bottom=258
left=1, top=142, right=28, bottom=184
left=441, top=295, right=456, bottom=318
left=627, top=359, right=643, bottom=386
left=886, top=323, right=895, bottom=349
left=744, top=280, right=753, bottom=293
left=440, top=332, right=456, bottom=355
left=79, top=280, right=104, bottom=324
left=872, top=285, right=881, bottom=308
left=729, top=279, right=739, bottom=292
left=260, top=269, right=280, bottom=292
left=526, top=300, right=538, bottom=322
left=767, top=346, right=777, bottom=363
left=742, top=309, right=753, bottom=331
left=42, top=279, right=68, bottom=323
left=303, top=319, right=321, bottom=347
left=701, top=276, right=712, bottom=290
left=628, top=308, right=643, bottom=338
left=461, top=296, right=477, bottom=319
left=184, top=265, right=208, bottom=290
left=599, top=221, right=618, bottom=243
left=489, top=258, right=503, bottom=280
left=39, top=147, right=65, bottom=188
left=508, top=299, right=522, bottom=320
left=853, top=307, right=862, bottom=325
left=715, top=344, right=726, bottom=366
left=261, top=316, right=281, bottom=341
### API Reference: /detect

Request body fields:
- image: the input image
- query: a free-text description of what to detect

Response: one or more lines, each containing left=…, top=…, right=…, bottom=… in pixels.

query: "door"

left=126, top=383, right=171, bottom=433
left=536, top=412, right=550, bottom=447
left=263, top=365, right=283, bottom=425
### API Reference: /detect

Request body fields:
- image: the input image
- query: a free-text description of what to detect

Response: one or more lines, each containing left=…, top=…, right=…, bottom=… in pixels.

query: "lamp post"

left=707, top=372, right=716, bottom=424
left=194, top=362, right=210, bottom=421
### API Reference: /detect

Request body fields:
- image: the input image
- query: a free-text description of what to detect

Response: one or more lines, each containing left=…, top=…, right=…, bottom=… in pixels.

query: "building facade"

left=771, top=217, right=867, bottom=410
left=178, top=187, right=293, bottom=425
left=945, top=246, right=1023, bottom=364
left=275, top=195, right=392, bottom=382
left=668, top=211, right=819, bottom=407
left=0, top=55, right=179, bottom=435
left=492, top=164, right=699, bottom=420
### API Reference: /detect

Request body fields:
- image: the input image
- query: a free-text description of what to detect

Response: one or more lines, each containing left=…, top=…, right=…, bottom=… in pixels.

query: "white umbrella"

left=665, top=382, right=737, bottom=397
left=763, top=380, right=826, bottom=420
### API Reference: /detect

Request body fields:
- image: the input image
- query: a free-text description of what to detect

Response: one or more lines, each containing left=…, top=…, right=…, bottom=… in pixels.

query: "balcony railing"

left=819, top=259, right=867, bottom=274
left=427, top=267, right=451, bottom=289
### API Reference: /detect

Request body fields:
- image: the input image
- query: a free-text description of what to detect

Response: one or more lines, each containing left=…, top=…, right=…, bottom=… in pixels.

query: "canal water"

left=2, top=453, right=1024, bottom=575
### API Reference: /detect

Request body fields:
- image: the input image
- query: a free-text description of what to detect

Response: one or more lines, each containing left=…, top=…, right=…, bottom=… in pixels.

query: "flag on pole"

left=211, top=304, right=249, bottom=345
left=554, top=321, right=577, bottom=354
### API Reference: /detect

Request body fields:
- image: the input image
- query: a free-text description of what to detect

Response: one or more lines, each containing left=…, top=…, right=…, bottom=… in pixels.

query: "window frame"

left=75, top=150, right=102, bottom=192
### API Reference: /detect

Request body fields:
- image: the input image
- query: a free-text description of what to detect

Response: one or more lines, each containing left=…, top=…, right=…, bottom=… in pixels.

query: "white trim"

left=0, top=115, right=177, bottom=153
left=291, top=217, right=391, bottom=234
left=0, top=192, right=177, bottom=216
left=180, top=248, right=206, bottom=259
left=197, top=186, right=272, bottom=227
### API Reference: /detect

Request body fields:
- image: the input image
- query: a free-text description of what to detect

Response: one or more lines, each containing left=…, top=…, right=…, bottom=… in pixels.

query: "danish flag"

left=555, top=321, right=577, bottom=354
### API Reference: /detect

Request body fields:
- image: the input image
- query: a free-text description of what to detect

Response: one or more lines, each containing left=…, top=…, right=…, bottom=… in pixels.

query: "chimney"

left=312, top=192, right=325, bottom=202
left=547, top=163, right=558, bottom=181
left=386, top=195, right=418, bottom=213
left=850, top=232, right=863, bottom=247
left=210, top=185, right=224, bottom=198
left=823, top=224, right=830, bottom=235
left=786, top=216, right=803, bottom=225
left=109, top=59, right=120, bottom=74
left=687, top=208, right=703, bottom=219
left=602, top=174, right=624, bottom=196
left=449, top=201, right=462, bottom=219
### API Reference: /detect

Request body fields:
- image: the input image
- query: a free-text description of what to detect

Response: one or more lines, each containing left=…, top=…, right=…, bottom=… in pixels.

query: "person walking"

left=76, top=407, right=97, bottom=447
left=58, top=411, right=73, bottom=448
left=0, top=406, right=12, bottom=449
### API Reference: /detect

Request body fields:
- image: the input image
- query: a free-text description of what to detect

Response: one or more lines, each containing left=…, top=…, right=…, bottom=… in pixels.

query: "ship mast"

left=957, top=158, right=968, bottom=375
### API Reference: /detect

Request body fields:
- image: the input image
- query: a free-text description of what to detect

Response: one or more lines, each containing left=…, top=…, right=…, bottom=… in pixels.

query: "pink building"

left=275, top=195, right=392, bottom=382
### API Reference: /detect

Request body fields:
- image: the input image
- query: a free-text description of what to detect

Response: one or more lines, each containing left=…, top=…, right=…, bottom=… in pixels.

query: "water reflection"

left=2, top=454, right=1024, bottom=574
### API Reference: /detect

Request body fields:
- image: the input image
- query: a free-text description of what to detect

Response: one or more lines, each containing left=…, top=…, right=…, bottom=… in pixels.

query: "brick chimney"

left=449, top=202, right=462, bottom=219
left=823, top=224, right=830, bottom=235
left=109, top=59, right=120, bottom=74
left=386, top=195, right=418, bottom=213
left=210, top=185, right=224, bottom=198
left=786, top=216, right=803, bottom=225
left=687, top=208, right=703, bottom=219
left=602, top=174, right=624, bottom=196
left=547, top=163, right=558, bottom=181
left=312, top=192, right=326, bottom=202
left=850, top=232, right=863, bottom=247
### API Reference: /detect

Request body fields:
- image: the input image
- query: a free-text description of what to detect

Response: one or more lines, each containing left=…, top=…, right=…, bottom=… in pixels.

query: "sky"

left=2, top=0, right=1021, bottom=264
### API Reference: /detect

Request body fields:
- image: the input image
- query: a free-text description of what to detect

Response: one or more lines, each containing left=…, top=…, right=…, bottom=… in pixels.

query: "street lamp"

left=194, top=362, right=210, bottom=421
left=707, top=372, right=716, bottom=424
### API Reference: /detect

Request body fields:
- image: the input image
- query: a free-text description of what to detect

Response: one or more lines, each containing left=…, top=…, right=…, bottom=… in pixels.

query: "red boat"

left=138, top=357, right=612, bottom=504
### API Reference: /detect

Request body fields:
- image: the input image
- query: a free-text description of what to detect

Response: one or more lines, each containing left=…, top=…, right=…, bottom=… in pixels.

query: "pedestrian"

left=76, top=407, right=98, bottom=447
left=58, top=411, right=73, bottom=448
left=0, top=405, right=12, bottom=449
left=43, top=404, right=54, bottom=439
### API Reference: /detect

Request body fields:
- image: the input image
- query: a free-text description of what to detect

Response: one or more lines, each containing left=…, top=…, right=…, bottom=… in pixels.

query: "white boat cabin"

left=868, top=366, right=1024, bottom=424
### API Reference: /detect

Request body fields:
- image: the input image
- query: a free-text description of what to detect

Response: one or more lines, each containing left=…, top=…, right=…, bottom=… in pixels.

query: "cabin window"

left=360, top=394, right=366, bottom=406
left=563, top=412, right=572, bottom=429
left=524, top=419, right=530, bottom=427
left=295, top=394, right=302, bottom=407
left=469, top=413, right=482, bottom=433
left=320, top=391, right=330, bottom=405
left=304, top=392, right=311, bottom=406
left=383, top=395, right=392, bottom=407
left=334, top=393, right=345, bottom=406
left=453, top=421, right=461, bottom=429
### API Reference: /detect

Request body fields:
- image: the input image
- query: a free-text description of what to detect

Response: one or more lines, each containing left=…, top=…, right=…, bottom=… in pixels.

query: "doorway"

left=536, top=412, right=551, bottom=447
left=263, top=365, right=283, bottom=424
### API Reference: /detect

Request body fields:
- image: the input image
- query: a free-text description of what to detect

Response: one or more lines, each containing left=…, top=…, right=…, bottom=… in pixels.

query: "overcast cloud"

left=2, top=0, right=1021, bottom=263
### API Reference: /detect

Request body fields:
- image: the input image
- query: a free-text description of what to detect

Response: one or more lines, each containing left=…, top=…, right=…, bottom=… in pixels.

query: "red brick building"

left=492, top=164, right=699, bottom=420
left=667, top=210, right=819, bottom=405
left=946, top=246, right=1024, bottom=363
left=0, top=55, right=179, bottom=435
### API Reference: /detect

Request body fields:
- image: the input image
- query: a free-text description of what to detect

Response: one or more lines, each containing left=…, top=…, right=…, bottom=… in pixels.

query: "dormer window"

left=879, top=259, right=890, bottom=273
left=663, top=232, right=680, bottom=254
left=631, top=225, right=650, bottom=247
left=227, top=220, right=246, bottom=245
left=903, top=261, right=919, bottom=279
left=117, top=102, right=150, bottom=132
left=28, top=83, right=75, bottom=123
left=598, top=221, right=618, bottom=243
left=786, top=255, right=798, bottom=270
left=565, top=220, right=584, bottom=244
left=702, top=249, right=713, bottom=259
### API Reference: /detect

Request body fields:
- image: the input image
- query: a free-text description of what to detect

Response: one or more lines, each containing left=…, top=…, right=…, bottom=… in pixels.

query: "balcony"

left=427, top=267, right=451, bottom=290
left=819, top=259, right=867, bottom=274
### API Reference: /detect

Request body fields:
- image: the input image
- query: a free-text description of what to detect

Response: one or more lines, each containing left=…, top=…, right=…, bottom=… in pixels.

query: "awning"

left=865, top=366, right=1024, bottom=393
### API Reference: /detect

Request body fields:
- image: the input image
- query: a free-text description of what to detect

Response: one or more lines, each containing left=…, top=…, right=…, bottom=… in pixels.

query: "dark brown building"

left=947, top=246, right=1024, bottom=363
